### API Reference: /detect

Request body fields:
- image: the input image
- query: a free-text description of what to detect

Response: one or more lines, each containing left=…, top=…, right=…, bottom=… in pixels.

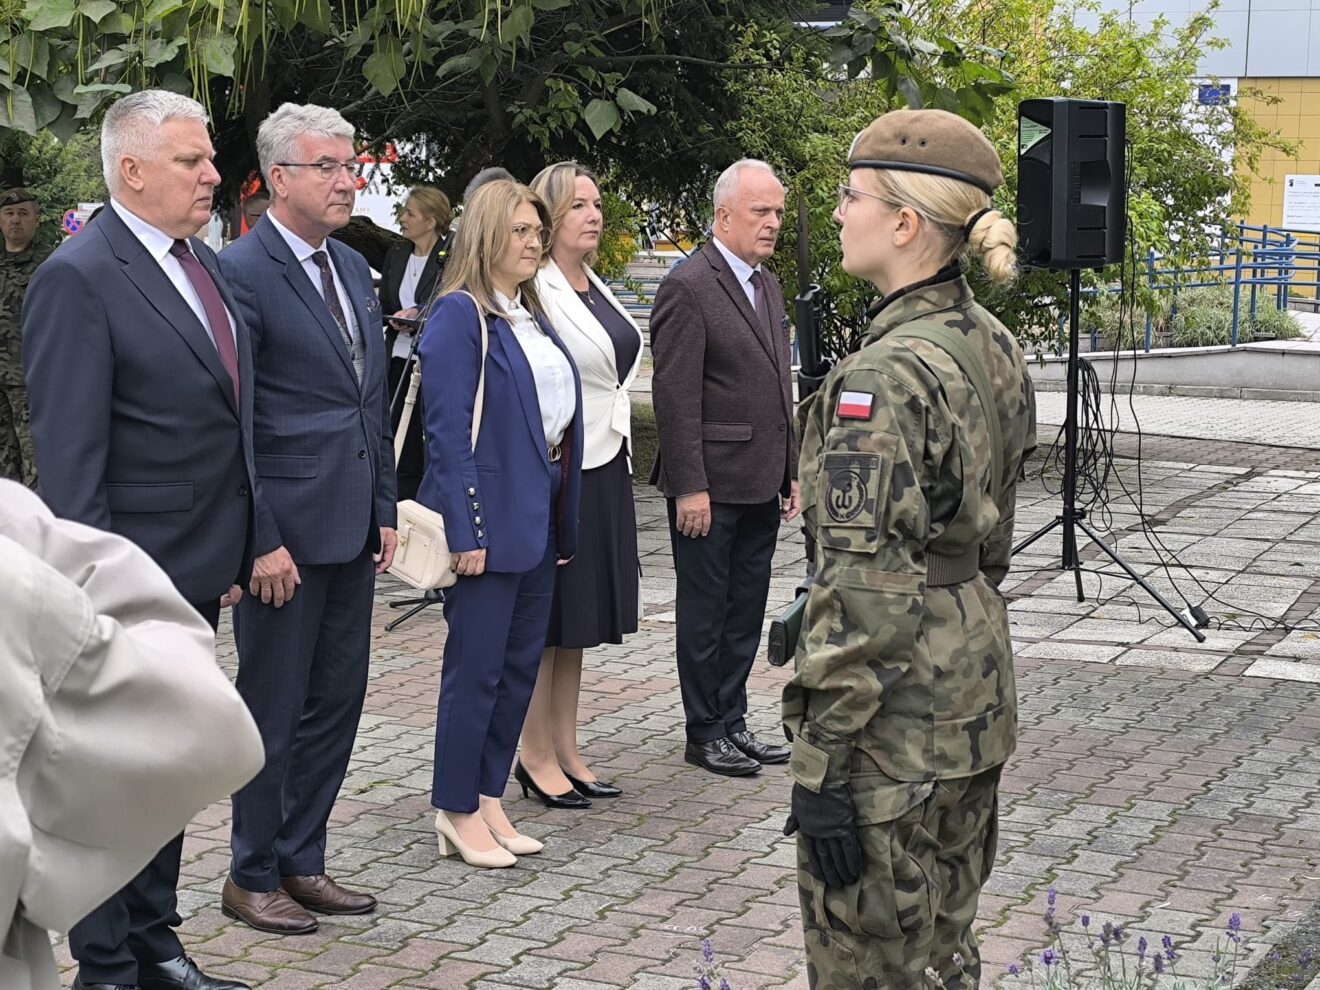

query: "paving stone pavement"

left=50, top=434, right=1320, bottom=989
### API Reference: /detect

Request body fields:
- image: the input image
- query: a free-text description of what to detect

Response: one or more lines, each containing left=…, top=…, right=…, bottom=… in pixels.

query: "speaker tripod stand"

left=1012, top=269, right=1206, bottom=643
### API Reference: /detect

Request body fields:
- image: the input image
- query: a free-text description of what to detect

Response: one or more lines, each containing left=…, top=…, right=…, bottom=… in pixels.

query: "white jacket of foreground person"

left=0, top=481, right=265, bottom=990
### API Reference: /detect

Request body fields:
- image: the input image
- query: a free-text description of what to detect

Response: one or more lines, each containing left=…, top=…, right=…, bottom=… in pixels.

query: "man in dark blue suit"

left=23, top=90, right=255, bottom=990
left=216, top=103, right=397, bottom=934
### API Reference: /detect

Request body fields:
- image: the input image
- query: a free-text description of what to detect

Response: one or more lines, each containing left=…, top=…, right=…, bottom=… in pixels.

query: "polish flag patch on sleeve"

left=836, top=390, right=874, bottom=420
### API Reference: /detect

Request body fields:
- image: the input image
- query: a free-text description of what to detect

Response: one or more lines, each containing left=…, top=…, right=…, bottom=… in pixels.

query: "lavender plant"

left=694, top=938, right=733, bottom=990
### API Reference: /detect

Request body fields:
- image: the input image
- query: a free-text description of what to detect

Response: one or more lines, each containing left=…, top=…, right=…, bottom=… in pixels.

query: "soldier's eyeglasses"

left=836, top=183, right=890, bottom=215
left=278, top=160, right=364, bottom=181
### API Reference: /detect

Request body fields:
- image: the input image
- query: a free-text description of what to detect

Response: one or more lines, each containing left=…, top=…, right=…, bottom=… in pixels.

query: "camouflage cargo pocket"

left=815, top=780, right=937, bottom=943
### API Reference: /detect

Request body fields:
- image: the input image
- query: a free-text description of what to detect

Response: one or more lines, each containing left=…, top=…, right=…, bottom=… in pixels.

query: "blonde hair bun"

left=967, top=208, right=1018, bottom=285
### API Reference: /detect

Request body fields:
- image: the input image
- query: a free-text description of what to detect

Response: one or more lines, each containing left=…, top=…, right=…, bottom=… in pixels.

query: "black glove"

left=783, top=781, right=861, bottom=889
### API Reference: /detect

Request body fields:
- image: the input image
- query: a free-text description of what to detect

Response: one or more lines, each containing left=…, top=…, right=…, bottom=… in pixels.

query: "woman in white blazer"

left=515, top=162, right=644, bottom=808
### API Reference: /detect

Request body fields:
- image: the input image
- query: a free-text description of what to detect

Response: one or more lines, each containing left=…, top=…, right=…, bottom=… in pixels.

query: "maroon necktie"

left=170, top=239, right=240, bottom=405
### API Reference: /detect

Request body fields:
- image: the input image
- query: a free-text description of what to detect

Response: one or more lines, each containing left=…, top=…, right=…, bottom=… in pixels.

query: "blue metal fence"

left=1071, top=221, right=1320, bottom=354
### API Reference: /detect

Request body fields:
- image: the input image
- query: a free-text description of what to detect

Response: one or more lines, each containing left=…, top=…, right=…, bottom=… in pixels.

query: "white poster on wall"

left=1282, top=175, right=1320, bottom=231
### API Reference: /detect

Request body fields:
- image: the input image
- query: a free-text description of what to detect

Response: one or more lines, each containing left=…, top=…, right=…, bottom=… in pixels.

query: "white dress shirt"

left=712, top=235, right=762, bottom=308
left=495, top=290, right=575, bottom=446
left=109, top=199, right=236, bottom=349
left=391, top=253, right=427, bottom=360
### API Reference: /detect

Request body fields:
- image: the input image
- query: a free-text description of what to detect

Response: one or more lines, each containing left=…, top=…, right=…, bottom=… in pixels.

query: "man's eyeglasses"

left=278, top=160, right=364, bottom=181
left=512, top=223, right=551, bottom=248
left=836, top=183, right=890, bottom=214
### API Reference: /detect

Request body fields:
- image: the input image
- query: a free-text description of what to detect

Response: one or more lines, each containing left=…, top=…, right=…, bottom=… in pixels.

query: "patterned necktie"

left=311, top=249, right=363, bottom=383
left=169, top=239, right=239, bottom=405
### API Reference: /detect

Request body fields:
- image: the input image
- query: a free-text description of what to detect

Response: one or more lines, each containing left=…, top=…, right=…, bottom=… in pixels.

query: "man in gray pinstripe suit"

left=217, top=103, right=397, bottom=935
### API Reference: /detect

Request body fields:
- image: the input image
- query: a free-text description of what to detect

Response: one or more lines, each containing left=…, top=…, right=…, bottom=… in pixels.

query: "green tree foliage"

left=725, top=2, right=1014, bottom=358
left=4, top=0, right=809, bottom=210
left=0, top=130, right=104, bottom=244
left=949, top=0, right=1294, bottom=349
left=729, top=0, right=1291, bottom=358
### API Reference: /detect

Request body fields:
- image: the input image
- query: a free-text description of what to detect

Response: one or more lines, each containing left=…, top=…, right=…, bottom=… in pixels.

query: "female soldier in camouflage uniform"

left=783, top=109, right=1037, bottom=989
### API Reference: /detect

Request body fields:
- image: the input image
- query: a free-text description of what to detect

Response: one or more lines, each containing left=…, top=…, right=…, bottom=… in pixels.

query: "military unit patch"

left=823, top=452, right=880, bottom=528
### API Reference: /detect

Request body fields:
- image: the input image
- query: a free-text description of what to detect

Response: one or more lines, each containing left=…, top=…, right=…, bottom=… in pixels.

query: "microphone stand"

left=385, top=236, right=454, bottom=632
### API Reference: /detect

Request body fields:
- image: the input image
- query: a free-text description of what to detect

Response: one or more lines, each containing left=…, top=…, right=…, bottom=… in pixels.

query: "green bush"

left=1170, top=303, right=1253, bottom=347
left=1249, top=302, right=1304, bottom=340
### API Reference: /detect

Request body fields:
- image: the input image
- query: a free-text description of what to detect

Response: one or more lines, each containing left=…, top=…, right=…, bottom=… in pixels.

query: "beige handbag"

left=388, top=292, right=487, bottom=590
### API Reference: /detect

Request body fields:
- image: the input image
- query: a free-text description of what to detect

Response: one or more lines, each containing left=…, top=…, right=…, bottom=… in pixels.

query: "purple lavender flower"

left=1154, top=956, right=1165, bottom=975
left=1301, top=948, right=1315, bottom=967
left=1163, top=934, right=1178, bottom=962
left=1008, top=964, right=1020, bottom=977
left=719, top=979, right=731, bottom=990
left=1041, top=949, right=1059, bottom=967
left=1138, top=936, right=1148, bottom=962
left=698, top=977, right=713, bottom=990
left=1081, top=914, right=1090, bottom=929
left=702, top=939, right=714, bottom=964
left=1113, top=926, right=1125, bottom=943
left=1228, top=913, right=1242, bottom=943
left=1048, top=886, right=1058, bottom=907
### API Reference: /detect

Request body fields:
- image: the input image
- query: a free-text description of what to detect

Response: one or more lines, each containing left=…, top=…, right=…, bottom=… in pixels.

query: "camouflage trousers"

left=796, top=764, right=1002, bottom=990
left=0, top=381, right=34, bottom=487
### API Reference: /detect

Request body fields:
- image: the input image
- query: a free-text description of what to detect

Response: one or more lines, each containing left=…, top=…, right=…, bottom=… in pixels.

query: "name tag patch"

left=823, top=452, right=881, bottom=527
left=837, top=390, right=874, bottom=420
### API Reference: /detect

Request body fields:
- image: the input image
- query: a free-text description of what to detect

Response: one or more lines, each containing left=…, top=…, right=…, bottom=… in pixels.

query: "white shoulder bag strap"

left=394, top=291, right=488, bottom=464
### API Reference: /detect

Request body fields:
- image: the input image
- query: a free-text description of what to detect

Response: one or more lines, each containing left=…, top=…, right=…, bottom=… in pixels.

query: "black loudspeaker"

left=1017, top=98, right=1127, bottom=270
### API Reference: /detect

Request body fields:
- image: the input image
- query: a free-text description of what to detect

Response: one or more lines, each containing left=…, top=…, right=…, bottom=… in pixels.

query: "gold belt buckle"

left=547, top=443, right=562, bottom=463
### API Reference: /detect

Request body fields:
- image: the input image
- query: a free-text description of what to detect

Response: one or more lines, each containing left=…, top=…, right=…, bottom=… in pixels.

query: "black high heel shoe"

left=564, top=770, right=622, bottom=799
left=513, top=761, right=591, bottom=809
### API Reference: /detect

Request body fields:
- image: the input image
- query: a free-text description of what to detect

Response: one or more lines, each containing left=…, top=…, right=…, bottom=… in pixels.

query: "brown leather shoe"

left=221, top=876, right=318, bottom=934
left=281, top=873, right=377, bottom=915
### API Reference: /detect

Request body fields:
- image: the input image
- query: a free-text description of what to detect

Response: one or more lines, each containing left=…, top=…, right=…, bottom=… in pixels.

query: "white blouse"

left=391, top=253, right=428, bottom=359
left=496, top=290, right=575, bottom=447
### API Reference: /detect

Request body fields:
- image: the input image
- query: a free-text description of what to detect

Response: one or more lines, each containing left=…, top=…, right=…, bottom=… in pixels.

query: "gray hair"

left=464, top=166, right=517, bottom=202
left=101, top=90, right=210, bottom=194
left=256, top=103, right=356, bottom=184
left=712, top=159, right=780, bottom=212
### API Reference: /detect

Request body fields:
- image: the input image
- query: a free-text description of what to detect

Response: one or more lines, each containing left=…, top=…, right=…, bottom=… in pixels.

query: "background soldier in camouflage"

left=783, top=110, right=1037, bottom=989
left=0, top=187, right=52, bottom=487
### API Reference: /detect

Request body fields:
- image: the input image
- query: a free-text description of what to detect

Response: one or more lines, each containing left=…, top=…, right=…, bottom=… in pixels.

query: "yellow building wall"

left=1239, top=77, right=1320, bottom=228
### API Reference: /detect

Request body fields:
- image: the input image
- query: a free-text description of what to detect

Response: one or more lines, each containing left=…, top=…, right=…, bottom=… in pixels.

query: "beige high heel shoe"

left=434, top=810, right=517, bottom=868
left=490, top=829, right=544, bottom=855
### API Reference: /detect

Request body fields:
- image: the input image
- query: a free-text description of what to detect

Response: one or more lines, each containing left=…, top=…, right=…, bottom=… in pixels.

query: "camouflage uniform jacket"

left=0, top=242, right=52, bottom=387
left=783, top=269, right=1036, bottom=815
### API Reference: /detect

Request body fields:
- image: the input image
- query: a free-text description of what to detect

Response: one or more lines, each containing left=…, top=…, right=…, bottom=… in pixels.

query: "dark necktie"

left=749, top=269, right=778, bottom=364
left=311, top=249, right=363, bottom=382
left=170, top=239, right=239, bottom=404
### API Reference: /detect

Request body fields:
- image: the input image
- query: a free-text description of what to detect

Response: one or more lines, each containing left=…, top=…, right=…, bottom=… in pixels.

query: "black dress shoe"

left=685, top=737, right=761, bottom=777
left=514, top=761, right=591, bottom=808
left=564, top=770, right=622, bottom=798
left=72, top=977, right=138, bottom=990
left=730, top=730, right=790, bottom=765
left=138, top=955, right=250, bottom=990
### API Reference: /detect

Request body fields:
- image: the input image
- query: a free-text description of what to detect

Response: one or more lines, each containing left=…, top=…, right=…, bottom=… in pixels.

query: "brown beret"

left=848, top=109, right=1002, bottom=195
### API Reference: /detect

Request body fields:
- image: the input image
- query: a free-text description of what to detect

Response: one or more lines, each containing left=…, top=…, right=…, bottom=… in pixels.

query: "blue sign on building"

left=1197, top=83, right=1231, bottom=106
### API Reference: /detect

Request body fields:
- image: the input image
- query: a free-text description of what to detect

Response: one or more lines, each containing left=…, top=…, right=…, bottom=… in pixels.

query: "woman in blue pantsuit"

left=417, top=179, right=583, bottom=868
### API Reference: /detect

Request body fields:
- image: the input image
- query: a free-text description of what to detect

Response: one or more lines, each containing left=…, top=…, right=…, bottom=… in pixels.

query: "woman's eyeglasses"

left=836, top=183, right=890, bottom=214
left=512, top=223, right=551, bottom=248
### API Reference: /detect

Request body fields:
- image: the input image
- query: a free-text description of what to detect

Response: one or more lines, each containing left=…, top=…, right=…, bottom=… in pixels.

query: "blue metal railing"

left=1070, top=221, right=1319, bottom=354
